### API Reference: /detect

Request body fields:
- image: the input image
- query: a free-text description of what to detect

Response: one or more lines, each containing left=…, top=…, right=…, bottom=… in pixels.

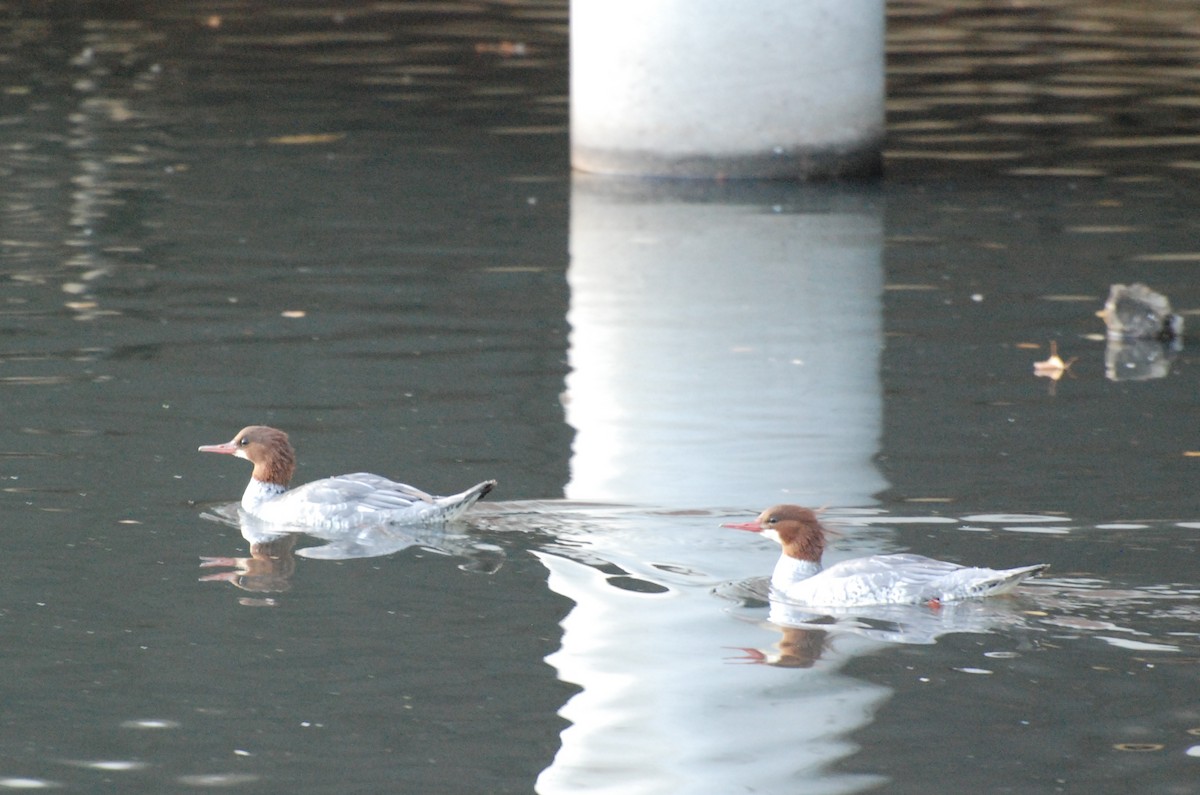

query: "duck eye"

left=238, top=437, right=249, bottom=446
left=766, top=516, right=778, bottom=525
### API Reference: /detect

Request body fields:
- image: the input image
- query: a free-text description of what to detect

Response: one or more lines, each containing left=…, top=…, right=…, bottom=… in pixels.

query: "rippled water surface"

left=2, top=1, right=1200, bottom=792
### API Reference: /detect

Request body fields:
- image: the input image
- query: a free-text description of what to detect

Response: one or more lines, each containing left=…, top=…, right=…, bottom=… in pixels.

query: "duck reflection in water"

left=198, top=504, right=505, bottom=602
left=722, top=573, right=1041, bottom=667
left=200, top=534, right=298, bottom=604
left=728, top=625, right=830, bottom=669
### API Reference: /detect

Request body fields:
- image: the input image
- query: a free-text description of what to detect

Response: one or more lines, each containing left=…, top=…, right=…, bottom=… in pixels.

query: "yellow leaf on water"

left=267, top=133, right=345, bottom=145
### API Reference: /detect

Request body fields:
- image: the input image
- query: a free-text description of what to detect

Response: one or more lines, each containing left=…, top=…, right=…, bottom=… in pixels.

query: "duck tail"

left=435, top=479, right=497, bottom=521
left=972, top=563, right=1050, bottom=597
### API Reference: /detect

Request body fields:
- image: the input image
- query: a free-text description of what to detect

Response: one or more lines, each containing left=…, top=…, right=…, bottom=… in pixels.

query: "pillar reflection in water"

left=538, top=178, right=890, bottom=794
left=563, top=176, right=887, bottom=509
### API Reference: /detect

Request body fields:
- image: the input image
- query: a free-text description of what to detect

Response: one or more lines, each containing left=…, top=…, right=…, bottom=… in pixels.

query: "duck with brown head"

left=725, top=504, right=1047, bottom=607
left=199, top=425, right=496, bottom=530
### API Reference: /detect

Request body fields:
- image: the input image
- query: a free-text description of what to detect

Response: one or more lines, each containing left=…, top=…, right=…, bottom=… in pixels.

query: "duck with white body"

left=199, top=425, right=495, bottom=530
left=725, top=504, right=1047, bottom=608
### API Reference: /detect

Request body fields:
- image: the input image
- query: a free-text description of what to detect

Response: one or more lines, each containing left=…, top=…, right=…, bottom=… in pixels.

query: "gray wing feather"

left=288, top=473, right=436, bottom=514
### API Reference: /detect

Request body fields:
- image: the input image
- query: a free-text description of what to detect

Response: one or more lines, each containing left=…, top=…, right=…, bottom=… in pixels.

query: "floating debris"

left=1097, top=283, right=1182, bottom=342
left=61, top=760, right=148, bottom=772
left=267, top=133, right=345, bottom=145
left=1032, top=340, right=1076, bottom=393
left=0, top=777, right=60, bottom=789
left=119, top=718, right=180, bottom=730
left=1104, top=337, right=1176, bottom=382
left=1097, top=284, right=1183, bottom=381
left=474, top=41, right=529, bottom=57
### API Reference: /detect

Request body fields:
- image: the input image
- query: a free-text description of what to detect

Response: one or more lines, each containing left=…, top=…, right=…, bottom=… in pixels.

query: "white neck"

left=771, top=554, right=822, bottom=591
left=242, top=478, right=287, bottom=512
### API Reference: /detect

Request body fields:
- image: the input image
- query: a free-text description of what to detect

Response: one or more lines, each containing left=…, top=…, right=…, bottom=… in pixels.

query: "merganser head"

left=199, top=425, right=296, bottom=487
left=722, top=504, right=826, bottom=564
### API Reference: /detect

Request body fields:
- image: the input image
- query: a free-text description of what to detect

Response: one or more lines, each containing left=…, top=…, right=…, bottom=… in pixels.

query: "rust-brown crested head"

left=755, top=504, right=826, bottom=564
left=200, top=425, right=296, bottom=486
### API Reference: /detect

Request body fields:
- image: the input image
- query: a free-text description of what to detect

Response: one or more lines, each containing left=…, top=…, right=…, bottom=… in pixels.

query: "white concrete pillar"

left=571, top=0, right=885, bottom=179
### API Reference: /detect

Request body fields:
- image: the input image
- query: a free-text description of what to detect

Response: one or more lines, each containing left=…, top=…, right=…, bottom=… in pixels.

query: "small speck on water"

left=0, top=779, right=59, bottom=789
left=120, top=718, right=180, bottom=730
left=177, top=773, right=260, bottom=786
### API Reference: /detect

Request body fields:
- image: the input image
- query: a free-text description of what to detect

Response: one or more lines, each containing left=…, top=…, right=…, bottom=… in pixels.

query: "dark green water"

left=0, top=1, right=1198, bottom=792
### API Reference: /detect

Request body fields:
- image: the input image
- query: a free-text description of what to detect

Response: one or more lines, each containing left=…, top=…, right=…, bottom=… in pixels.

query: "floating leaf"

left=267, top=133, right=345, bottom=145
left=1033, top=340, right=1076, bottom=379
left=1033, top=340, right=1077, bottom=394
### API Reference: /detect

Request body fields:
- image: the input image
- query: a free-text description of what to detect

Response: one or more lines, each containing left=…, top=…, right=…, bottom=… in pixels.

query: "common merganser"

left=724, top=504, right=1048, bottom=607
left=199, top=425, right=496, bottom=529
